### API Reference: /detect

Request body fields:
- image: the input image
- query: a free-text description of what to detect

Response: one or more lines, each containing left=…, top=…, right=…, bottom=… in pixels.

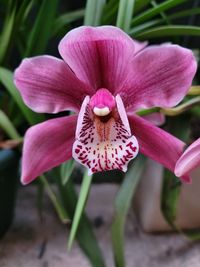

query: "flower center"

left=72, top=89, right=139, bottom=175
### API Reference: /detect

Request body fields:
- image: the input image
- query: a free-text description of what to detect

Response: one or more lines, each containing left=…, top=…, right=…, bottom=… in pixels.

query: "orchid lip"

left=73, top=93, right=139, bottom=174
left=93, top=106, right=110, bottom=116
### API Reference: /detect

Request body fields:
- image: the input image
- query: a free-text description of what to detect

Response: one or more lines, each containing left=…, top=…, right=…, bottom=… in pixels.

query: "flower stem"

left=136, top=107, right=160, bottom=116
left=187, top=86, right=200, bottom=96
left=161, top=96, right=200, bottom=116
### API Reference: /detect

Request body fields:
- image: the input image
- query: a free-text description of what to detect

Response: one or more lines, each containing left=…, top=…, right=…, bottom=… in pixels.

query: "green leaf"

left=134, top=0, right=151, bottom=13
left=168, top=7, right=200, bottom=22
left=40, top=175, right=69, bottom=224
left=129, top=19, right=162, bottom=35
left=150, top=0, right=171, bottom=25
left=0, top=109, right=21, bottom=139
left=101, top=0, right=119, bottom=25
left=60, top=159, right=75, bottom=185
left=161, top=170, right=200, bottom=241
left=131, top=7, right=200, bottom=35
left=15, top=0, right=35, bottom=26
left=68, top=172, right=93, bottom=250
left=131, top=0, right=186, bottom=26
left=57, top=178, right=107, bottom=267
left=161, top=169, right=181, bottom=229
left=134, top=25, right=200, bottom=39
left=111, top=156, right=145, bottom=267
left=84, top=0, right=106, bottom=26
left=0, top=67, right=44, bottom=125
left=24, top=0, right=58, bottom=56
left=116, top=0, right=136, bottom=32
left=52, top=9, right=85, bottom=36
left=0, top=5, right=16, bottom=63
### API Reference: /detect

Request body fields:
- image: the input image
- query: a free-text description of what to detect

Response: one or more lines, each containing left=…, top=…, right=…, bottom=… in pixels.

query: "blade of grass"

left=24, top=0, right=58, bottom=56
left=52, top=9, right=85, bottom=36
left=101, top=0, right=119, bottom=24
left=130, top=8, right=200, bottom=35
left=0, top=109, right=21, bottom=139
left=169, top=7, right=200, bottom=21
left=15, top=0, right=35, bottom=26
left=111, top=156, right=145, bottom=267
left=129, top=18, right=162, bottom=35
left=60, top=159, right=75, bottom=185
left=134, top=25, right=200, bottom=39
left=0, top=67, right=44, bottom=125
left=68, top=171, right=93, bottom=250
left=116, top=0, right=136, bottom=32
left=150, top=0, right=171, bottom=25
left=161, top=169, right=181, bottom=229
left=39, top=175, right=69, bottom=224
left=84, top=0, right=106, bottom=26
left=134, top=0, right=151, bottom=13
left=162, top=169, right=200, bottom=241
left=57, top=177, right=107, bottom=267
left=131, top=0, right=186, bottom=26
left=0, top=4, right=16, bottom=64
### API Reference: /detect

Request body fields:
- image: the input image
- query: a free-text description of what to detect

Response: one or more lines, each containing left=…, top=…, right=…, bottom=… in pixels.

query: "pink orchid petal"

left=59, top=26, right=146, bottom=92
left=14, top=56, right=92, bottom=113
left=128, top=114, right=191, bottom=183
left=133, top=39, right=148, bottom=54
left=118, top=44, right=197, bottom=111
left=21, top=115, right=77, bottom=185
left=73, top=95, right=139, bottom=174
left=142, top=112, right=165, bottom=126
left=175, top=138, right=200, bottom=177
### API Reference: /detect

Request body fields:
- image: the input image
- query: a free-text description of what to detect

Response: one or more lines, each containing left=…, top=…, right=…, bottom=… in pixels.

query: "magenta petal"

left=59, top=26, right=145, bottom=93
left=175, top=138, right=200, bottom=177
left=21, top=115, right=77, bottom=185
left=128, top=114, right=191, bottom=183
left=119, top=44, right=197, bottom=111
left=14, top=56, right=92, bottom=113
left=142, top=112, right=165, bottom=126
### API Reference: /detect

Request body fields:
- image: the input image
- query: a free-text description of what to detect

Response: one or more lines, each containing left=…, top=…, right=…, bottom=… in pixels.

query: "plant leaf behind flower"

left=111, top=155, right=146, bottom=267
left=0, top=67, right=44, bottom=125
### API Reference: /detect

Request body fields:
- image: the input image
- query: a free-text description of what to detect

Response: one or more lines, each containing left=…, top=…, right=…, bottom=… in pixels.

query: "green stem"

left=136, top=107, right=160, bottom=116
left=188, top=86, right=200, bottom=96
left=161, top=97, right=200, bottom=116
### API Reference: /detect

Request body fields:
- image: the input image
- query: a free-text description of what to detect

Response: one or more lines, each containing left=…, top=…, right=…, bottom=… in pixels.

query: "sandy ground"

left=1, top=184, right=200, bottom=267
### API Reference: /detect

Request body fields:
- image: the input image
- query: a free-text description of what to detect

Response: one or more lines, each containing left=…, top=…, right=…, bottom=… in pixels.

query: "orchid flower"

left=175, top=138, right=200, bottom=177
left=14, top=26, right=197, bottom=185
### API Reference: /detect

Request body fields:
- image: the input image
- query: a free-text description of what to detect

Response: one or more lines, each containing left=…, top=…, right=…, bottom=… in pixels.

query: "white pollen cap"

left=93, top=107, right=110, bottom=116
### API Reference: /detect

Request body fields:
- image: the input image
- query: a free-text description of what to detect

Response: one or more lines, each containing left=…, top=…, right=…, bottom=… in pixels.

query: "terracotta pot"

left=0, top=149, right=19, bottom=238
left=134, top=159, right=200, bottom=232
